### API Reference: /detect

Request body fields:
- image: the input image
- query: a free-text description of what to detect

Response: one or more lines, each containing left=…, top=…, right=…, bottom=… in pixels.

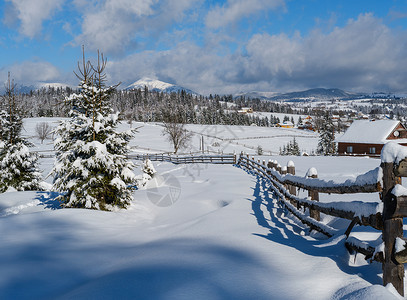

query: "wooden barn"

left=336, top=119, right=407, bottom=156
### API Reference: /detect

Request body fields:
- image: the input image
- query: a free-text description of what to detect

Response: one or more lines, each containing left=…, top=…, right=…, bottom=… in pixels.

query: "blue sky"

left=1, top=0, right=407, bottom=95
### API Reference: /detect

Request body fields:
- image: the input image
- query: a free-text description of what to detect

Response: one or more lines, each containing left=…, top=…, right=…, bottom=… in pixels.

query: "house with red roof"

left=336, top=120, right=407, bottom=156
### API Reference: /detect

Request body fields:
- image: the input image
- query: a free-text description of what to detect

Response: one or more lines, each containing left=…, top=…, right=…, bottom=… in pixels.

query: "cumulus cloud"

left=3, top=0, right=64, bottom=38
left=107, top=13, right=407, bottom=94
left=1, top=61, right=61, bottom=86
left=205, top=0, right=285, bottom=29
left=242, top=13, right=407, bottom=92
left=74, top=0, right=200, bottom=55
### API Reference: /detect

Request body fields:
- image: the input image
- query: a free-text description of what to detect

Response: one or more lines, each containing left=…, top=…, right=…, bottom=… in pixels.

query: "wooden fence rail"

left=237, top=144, right=407, bottom=296
left=128, top=153, right=237, bottom=164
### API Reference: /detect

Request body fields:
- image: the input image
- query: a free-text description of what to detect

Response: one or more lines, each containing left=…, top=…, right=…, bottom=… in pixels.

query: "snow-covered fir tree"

left=279, top=138, right=300, bottom=156
left=0, top=73, right=42, bottom=192
left=317, top=112, right=337, bottom=156
left=52, top=50, right=136, bottom=210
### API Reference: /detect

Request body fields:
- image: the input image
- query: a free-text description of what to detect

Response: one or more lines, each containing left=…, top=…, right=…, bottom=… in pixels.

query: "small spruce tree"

left=52, top=49, right=136, bottom=210
left=317, top=112, right=337, bottom=156
left=0, top=73, right=42, bottom=192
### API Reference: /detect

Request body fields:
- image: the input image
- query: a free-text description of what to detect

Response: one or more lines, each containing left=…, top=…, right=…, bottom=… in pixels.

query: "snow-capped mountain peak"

left=127, top=77, right=174, bottom=91
left=126, top=77, right=198, bottom=95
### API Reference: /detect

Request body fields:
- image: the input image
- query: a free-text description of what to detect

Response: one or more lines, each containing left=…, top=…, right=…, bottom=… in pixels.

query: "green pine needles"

left=52, top=49, right=136, bottom=210
left=0, top=73, right=42, bottom=192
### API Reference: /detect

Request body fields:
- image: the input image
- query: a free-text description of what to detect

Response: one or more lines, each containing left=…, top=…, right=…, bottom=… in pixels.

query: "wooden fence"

left=39, top=145, right=407, bottom=295
left=128, top=153, right=237, bottom=164
left=237, top=143, right=407, bottom=296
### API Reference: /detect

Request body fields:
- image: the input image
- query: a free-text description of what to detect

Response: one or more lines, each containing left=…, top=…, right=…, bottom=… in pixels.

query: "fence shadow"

left=241, top=167, right=383, bottom=288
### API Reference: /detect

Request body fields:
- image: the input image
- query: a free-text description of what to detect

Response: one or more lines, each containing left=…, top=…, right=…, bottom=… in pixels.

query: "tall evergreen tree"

left=52, top=49, right=136, bottom=210
left=0, top=73, right=42, bottom=192
left=317, top=112, right=337, bottom=156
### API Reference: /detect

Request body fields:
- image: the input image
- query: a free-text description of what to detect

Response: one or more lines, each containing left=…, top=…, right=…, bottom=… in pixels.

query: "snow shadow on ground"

left=57, top=239, right=275, bottom=300
left=241, top=168, right=383, bottom=291
left=0, top=230, right=274, bottom=300
left=35, top=191, right=62, bottom=210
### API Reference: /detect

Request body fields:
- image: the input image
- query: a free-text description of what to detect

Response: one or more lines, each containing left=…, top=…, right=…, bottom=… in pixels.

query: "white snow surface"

left=392, top=184, right=407, bottom=197
left=381, top=142, right=407, bottom=164
left=1, top=118, right=405, bottom=299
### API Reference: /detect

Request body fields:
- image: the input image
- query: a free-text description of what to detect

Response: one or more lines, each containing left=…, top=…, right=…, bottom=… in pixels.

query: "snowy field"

left=0, top=118, right=404, bottom=299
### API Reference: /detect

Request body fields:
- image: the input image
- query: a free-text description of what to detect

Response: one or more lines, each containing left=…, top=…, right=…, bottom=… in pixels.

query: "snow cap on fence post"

left=287, top=160, right=295, bottom=177
left=281, top=166, right=287, bottom=175
left=306, top=167, right=318, bottom=178
left=381, top=142, right=407, bottom=164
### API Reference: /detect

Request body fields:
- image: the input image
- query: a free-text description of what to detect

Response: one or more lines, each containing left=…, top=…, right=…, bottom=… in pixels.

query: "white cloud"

left=107, top=13, right=407, bottom=94
left=74, top=0, right=200, bottom=54
left=4, top=0, right=64, bottom=38
left=241, top=13, right=407, bottom=92
left=1, top=61, right=61, bottom=85
left=205, top=0, right=285, bottom=29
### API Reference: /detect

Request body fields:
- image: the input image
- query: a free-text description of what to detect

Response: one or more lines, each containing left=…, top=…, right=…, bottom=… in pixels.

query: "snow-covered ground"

left=0, top=118, right=404, bottom=299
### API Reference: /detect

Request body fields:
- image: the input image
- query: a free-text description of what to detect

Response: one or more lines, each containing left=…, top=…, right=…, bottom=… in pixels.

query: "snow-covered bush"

left=52, top=50, right=136, bottom=210
left=142, top=159, right=156, bottom=178
left=136, top=159, right=157, bottom=187
left=0, top=141, right=42, bottom=192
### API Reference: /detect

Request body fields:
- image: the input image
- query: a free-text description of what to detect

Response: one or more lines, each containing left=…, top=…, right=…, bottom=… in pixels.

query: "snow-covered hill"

left=236, top=88, right=367, bottom=102
left=126, top=77, right=198, bottom=95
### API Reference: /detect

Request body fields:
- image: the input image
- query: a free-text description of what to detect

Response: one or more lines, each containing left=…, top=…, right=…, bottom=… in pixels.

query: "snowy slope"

left=0, top=160, right=401, bottom=299
left=0, top=118, right=404, bottom=299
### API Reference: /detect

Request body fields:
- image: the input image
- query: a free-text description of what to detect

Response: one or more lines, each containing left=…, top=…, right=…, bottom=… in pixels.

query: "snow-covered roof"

left=336, top=119, right=403, bottom=144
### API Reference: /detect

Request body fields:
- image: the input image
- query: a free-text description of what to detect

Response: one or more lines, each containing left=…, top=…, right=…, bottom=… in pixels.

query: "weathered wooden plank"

left=381, top=162, right=404, bottom=296
left=308, top=172, right=320, bottom=221
left=395, top=159, right=407, bottom=177
left=283, top=178, right=380, bottom=194
left=391, top=195, right=407, bottom=218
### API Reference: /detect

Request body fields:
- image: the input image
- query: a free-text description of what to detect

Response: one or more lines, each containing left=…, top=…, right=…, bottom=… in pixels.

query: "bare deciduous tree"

left=36, top=122, right=52, bottom=144
left=162, top=105, right=193, bottom=154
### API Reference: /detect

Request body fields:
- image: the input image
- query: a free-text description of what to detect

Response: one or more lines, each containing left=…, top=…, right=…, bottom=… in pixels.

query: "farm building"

left=276, top=121, right=294, bottom=128
left=298, top=116, right=315, bottom=131
left=237, top=107, right=253, bottom=114
left=336, top=119, right=407, bottom=156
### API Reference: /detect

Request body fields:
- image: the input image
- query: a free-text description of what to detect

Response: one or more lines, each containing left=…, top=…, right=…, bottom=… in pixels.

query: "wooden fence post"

left=381, top=162, right=404, bottom=296
left=307, top=168, right=320, bottom=221
left=276, top=164, right=282, bottom=174
left=287, top=161, right=296, bottom=196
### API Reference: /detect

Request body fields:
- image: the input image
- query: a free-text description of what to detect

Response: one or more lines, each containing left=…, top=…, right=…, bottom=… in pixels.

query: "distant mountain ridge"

left=126, top=78, right=198, bottom=95
left=236, top=88, right=367, bottom=101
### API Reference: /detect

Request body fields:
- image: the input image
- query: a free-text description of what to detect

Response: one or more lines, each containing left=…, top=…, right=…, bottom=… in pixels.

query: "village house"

left=237, top=107, right=253, bottom=114
left=298, top=115, right=315, bottom=131
left=336, top=119, right=407, bottom=156
left=276, top=121, right=294, bottom=128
